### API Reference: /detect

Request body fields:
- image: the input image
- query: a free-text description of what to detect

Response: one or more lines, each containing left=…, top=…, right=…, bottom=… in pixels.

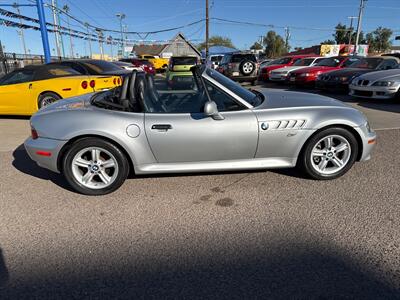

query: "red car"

left=258, top=55, right=316, bottom=81
left=120, top=58, right=156, bottom=75
left=287, top=56, right=361, bottom=86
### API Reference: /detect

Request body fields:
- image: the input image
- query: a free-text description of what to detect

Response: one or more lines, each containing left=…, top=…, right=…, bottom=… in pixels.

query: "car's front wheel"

left=62, top=138, right=130, bottom=195
left=299, top=127, right=358, bottom=180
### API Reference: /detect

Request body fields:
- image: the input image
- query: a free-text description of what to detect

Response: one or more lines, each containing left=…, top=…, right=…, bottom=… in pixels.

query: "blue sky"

left=1, top=0, right=400, bottom=56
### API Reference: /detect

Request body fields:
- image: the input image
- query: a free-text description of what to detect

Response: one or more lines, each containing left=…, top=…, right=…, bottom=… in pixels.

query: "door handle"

left=28, top=83, right=33, bottom=89
left=151, top=124, right=172, bottom=131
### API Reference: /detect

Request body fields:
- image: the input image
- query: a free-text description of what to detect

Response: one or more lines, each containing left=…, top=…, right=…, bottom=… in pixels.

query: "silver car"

left=349, top=68, right=400, bottom=99
left=25, top=66, right=376, bottom=195
left=270, top=57, right=323, bottom=82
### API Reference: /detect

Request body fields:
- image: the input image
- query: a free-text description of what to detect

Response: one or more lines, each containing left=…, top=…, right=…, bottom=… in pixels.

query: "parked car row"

left=258, top=54, right=400, bottom=100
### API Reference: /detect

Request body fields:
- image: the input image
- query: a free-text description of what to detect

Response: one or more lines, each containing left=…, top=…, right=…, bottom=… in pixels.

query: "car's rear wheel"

left=38, top=92, right=61, bottom=109
left=298, top=127, right=358, bottom=180
left=62, top=138, right=129, bottom=195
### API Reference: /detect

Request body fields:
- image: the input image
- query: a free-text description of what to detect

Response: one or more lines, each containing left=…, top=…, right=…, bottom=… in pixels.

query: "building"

left=131, top=33, right=201, bottom=59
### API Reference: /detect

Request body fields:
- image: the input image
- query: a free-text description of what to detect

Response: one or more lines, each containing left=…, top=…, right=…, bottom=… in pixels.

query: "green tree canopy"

left=250, top=41, right=263, bottom=50
left=263, top=31, right=287, bottom=58
left=366, top=27, right=393, bottom=53
left=198, top=36, right=236, bottom=50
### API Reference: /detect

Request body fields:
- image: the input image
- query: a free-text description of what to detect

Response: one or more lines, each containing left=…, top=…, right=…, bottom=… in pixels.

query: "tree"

left=366, top=27, right=393, bottom=53
left=263, top=31, right=287, bottom=58
left=198, top=36, right=235, bottom=50
left=321, top=39, right=336, bottom=45
left=250, top=41, right=263, bottom=50
left=333, top=23, right=349, bottom=44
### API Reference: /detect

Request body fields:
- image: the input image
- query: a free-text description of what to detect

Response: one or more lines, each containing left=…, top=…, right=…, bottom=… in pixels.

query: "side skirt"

left=135, top=157, right=296, bottom=174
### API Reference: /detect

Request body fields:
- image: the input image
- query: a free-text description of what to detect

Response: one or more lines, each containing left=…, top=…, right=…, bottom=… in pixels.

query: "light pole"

left=116, top=13, right=125, bottom=58
left=205, top=0, right=209, bottom=58
left=347, top=16, right=358, bottom=53
left=51, top=0, right=61, bottom=57
left=354, top=0, right=367, bottom=55
left=63, top=5, right=74, bottom=58
left=85, top=22, right=92, bottom=58
left=13, top=2, right=27, bottom=57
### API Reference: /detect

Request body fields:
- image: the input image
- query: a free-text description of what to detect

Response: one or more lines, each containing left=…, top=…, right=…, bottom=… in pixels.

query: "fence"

left=0, top=53, right=66, bottom=75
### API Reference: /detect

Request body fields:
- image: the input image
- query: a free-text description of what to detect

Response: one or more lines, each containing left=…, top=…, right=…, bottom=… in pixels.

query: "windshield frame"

left=201, top=67, right=262, bottom=108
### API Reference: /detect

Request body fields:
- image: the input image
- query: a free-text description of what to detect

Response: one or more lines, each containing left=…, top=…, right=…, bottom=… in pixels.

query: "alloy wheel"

left=71, top=147, right=119, bottom=189
left=310, top=135, right=352, bottom=175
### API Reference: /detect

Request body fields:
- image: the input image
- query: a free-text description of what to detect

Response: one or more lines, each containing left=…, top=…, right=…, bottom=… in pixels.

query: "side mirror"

left=204, top=101, right=224, bottom=120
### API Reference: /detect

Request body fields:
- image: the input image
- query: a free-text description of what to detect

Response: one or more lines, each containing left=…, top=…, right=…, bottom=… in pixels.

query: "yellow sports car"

left=0, top=64, right=122, bottom=116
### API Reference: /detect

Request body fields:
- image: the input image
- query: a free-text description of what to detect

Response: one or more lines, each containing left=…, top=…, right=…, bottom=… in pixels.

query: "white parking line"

left=374, top=127, right=400, bottom=131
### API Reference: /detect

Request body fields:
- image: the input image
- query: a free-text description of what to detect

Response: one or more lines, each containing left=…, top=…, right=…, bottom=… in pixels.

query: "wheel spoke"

left=74, top=157, right=91, bottom=168
left=318, top=159, right=328, bottom=171
left=98, top=170, right=111, bottom=184
left=331, top=156, right=344, bottom=167
left=82, top=171, right=94, bottom=184
left=102, top=159, right=115, bottom=169
left=312, top=149, right=325, bottom=157
left=92, top=149, right=100, bottom=162
left=324, top=136, right=333, bottom=149
left=335, top=143, right=348, bottom=153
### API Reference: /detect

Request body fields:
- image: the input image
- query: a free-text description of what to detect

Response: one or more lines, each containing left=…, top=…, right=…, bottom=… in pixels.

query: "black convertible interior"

left=92, top=67, right=245, bottom=114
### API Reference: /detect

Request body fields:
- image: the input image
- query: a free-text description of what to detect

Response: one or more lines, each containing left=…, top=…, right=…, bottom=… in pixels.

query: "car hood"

left=264, top=64, right=288, bottom=71
left=254, top=89, right=348, bottom=110
left=324, top=68, right=373, bottom=77
left=272, top=65, right=310, bottom=73
left=292, top=66, right=338, bottom=74
left=355, top=68, right=400, bottom=81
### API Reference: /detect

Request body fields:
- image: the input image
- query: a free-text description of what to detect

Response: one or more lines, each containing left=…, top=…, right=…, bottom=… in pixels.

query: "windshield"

left=205, top=68, right=262, bottom=107
left=293, top=58, right=315, bottom=66
left=272, top=57, right=292, bottom=65
left=0, top=69, right=35, bottom=85
left=348, top=58, right=382, bottom=69
left=315, top=57, right=343, bottom=67
left=171, top=57, right=197, bottom=65
left=81, top=60, right=122, bottom=73
left=231, top=54, right=257, bottom=63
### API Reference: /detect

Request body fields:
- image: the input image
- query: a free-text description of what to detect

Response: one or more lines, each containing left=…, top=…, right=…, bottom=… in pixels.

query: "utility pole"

left=97, top=29, right=104, bottom=60
left=85, top=22, right=92, bottom=58
left=13, top=3, right=27, bottom=57
left=53, top=0, right=65, bottom=57
left=108, top=36, right=113, bottom=60
left=116, top=13, right=125, bottom=58
left=51, top=0, right=61, bottom=58
left=205, top=0, right=209, bottom=58
left=347, top=16, right=357, bottom=52
left=284, top=27, right=290, bottom=52
left=63, top=5, right=74, bottom=58
left=354, top=0, right=367, bottom=55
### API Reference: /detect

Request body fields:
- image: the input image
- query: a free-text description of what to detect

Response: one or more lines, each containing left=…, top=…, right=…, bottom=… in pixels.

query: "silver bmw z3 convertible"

left=25, top=65, right=376, bottom=195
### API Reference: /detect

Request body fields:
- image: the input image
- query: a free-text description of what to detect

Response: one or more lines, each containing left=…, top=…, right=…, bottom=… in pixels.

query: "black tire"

left=298, top=127, right=358, bottom=180
left=251, top=80, right=256, bottom=86
left=62, top=138, right=130, bottom=195
left=239, top=60, right=255, bottom=76
left=38, top=92, right=61, bottom=109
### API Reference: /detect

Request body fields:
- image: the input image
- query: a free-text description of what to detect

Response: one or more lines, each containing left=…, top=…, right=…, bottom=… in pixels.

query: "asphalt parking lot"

left=0, top=85, right=399, bottom=298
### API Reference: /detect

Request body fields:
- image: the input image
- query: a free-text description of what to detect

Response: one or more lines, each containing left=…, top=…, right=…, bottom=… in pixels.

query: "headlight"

left=300, top=73, right=310, bottom=77
left=372, top=81, right=395, bottom=87
left=339, top=76, right=349, bottom=82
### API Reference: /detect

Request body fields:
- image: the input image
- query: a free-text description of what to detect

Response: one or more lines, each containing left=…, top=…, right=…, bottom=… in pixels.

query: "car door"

left=0, top=69, right=35, bottom=114
left=144, top=78, right=259, bottom=163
